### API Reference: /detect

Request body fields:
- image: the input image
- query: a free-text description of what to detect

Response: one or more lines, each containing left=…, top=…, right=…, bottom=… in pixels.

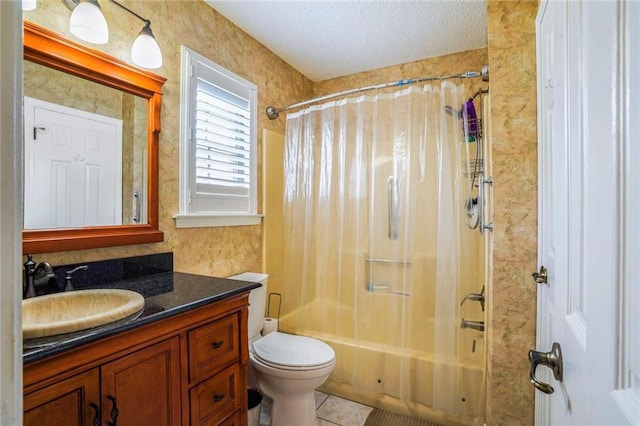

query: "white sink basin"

left=23, top=289, right=145, bottom=340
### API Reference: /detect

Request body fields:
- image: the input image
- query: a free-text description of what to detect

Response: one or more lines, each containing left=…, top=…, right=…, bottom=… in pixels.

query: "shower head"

left=465, top=197, right=479, bottom=230
left=444, top=105, right=462, bottom=119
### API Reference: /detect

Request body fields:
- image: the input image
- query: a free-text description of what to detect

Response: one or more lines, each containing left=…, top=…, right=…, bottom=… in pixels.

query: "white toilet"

left=229, top=273, right=335, bottom=426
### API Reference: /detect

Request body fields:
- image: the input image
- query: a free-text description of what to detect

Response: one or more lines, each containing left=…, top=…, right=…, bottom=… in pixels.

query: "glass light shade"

left=131, top=25, right=162, bottom=69
left=22, top=0, right=37, bottom=11
left=69, top=1, right=109, bottom=44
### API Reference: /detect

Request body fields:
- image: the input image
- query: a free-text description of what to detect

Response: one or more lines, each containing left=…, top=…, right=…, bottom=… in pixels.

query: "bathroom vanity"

left=23, top=266, right=260, bottom=426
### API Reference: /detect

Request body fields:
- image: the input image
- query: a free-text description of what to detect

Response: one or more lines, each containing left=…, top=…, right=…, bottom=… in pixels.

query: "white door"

left=24, top=97, right=123, bottom=229
left=535, top=1, right=639, bottom=425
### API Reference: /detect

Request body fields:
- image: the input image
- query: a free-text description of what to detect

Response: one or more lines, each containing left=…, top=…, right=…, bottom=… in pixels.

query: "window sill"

left=173, top=213, right=263, bottom=228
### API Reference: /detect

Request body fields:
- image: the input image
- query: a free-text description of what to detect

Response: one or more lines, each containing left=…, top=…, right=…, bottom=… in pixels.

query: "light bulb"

left=22, top=0, right=37, bottom=11
left=69, top=0, right=109, bottom=44
left=131, top=22, right=162, bottom=69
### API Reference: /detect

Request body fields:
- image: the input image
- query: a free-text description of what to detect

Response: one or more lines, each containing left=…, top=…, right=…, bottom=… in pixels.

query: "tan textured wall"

left=23, top=0, right=313, bottom=276
left=486, top=1, right=538, bottom=424
left=24, top=62, right=124, bottom=119
left=314, top=48, right=488, bottom=99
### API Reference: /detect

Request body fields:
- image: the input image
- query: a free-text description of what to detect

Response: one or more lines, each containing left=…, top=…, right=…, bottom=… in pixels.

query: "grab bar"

left=478, top=173, right=493, bottom=234
left=388, top=176, right=399, bottom=240
left=365, top=281, right=410, bottom=297
left=365, top=257, right=413, bottom=265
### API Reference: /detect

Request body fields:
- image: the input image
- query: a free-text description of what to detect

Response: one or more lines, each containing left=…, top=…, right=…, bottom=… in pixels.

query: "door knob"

left=528, top=342, right=563, bottom=394
left=531, top=266, right=548, bottom=284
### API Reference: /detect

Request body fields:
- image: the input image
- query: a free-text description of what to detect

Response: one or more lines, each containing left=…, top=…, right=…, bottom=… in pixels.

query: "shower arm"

left=266, top=66, right=489, bottom=119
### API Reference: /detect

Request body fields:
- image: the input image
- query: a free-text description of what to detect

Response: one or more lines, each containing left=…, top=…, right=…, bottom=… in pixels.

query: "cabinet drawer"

left=188, top=314, right=240, bottom=383
left=189, top=364, right=240, bottom=426
left=219, top=410, right=241, bottom=426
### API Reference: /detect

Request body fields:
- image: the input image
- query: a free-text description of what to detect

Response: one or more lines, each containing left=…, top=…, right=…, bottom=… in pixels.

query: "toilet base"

left=266, top=390, right=317, bottom=426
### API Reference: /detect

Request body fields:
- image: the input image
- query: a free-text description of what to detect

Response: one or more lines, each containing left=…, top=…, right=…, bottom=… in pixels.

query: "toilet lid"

left=252, top=332, right=335, bottom=368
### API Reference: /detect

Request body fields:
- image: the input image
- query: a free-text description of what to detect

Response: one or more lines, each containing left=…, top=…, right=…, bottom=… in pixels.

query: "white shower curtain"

left=280, top=82, right=483, bottom=419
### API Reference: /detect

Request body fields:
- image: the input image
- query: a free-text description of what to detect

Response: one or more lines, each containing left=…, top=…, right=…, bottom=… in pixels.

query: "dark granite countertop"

left=23, top=272, right=260, bottom=364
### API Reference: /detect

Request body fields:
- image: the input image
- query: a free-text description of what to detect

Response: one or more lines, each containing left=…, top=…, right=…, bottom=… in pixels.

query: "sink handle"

left=64, top=265, right=88, bottom=292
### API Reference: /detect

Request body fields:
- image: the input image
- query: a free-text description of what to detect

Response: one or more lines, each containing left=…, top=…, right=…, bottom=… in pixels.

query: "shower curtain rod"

left=266, top=64, right=489, bottom=120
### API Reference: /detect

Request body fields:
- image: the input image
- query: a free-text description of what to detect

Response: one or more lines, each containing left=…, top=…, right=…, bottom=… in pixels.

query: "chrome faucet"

left=64, top=265, right=89, bottom=292
left=460, top=319, right=485, bottom=332
left=460, top=285, right=485, bottom=311
left=24, top=254, right=56, bottom=298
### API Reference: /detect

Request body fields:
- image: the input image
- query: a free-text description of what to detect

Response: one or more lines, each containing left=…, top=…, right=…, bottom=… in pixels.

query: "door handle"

left=106, top=395, right=119, bottom=426
left=89, top=403, right=101, bottom=426
left=528, top=342, right=563, bottom=394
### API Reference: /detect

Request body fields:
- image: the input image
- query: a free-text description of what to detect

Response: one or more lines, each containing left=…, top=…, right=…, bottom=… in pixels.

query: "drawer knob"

left=213, top=394, right=225, bottom=402
left=212, top=341, right=224, bottom=349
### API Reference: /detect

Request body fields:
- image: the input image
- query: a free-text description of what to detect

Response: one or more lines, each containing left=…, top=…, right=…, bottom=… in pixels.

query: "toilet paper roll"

left=262, top=317, right=278, bottom=335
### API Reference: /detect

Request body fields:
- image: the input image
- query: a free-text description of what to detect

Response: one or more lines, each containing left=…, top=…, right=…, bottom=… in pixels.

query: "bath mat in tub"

left=364, top=408, right=444, bottom=426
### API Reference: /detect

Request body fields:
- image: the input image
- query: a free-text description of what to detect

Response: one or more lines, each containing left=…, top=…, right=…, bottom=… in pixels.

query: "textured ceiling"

left=205, top=1, right=487, bottom=82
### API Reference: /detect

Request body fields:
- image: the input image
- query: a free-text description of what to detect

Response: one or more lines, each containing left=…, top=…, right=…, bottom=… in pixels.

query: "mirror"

left=24, top=62, right=149, bottom=229
left=23, top=21, right=166, bottom=254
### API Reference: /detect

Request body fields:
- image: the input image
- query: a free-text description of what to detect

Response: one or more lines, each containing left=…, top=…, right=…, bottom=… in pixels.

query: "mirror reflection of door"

left=24, top=97, right=123, bottom=229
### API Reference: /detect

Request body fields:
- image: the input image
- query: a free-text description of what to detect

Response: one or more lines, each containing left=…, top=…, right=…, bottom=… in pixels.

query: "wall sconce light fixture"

left=22, top=0, right=37, bottom=11
left=61, top=0, right=163, bottom=69
left=68, top=0, right=109, bottom=44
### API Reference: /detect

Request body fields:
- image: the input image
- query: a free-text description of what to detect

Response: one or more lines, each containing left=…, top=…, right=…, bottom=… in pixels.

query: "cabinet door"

left=24, top=368, right=100, bottom=426
left=100, top=337, right=181, bottom=425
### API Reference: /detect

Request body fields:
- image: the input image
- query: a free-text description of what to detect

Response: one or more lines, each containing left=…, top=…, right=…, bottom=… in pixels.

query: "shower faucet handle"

left=460, top=285, right=485, bottom=311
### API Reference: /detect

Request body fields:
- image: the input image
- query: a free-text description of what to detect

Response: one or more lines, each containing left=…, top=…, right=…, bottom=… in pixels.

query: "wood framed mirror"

left=23, top=21, right=166, bottom=254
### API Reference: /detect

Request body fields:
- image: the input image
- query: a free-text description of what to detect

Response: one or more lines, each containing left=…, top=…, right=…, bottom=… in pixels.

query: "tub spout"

left=461, top=319, right=485, bottom=332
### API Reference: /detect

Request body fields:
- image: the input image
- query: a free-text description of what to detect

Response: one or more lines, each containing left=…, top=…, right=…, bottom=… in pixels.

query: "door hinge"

left=531, top=266, right=548, bottom=285
left=33, top=125, right=47, bottom=140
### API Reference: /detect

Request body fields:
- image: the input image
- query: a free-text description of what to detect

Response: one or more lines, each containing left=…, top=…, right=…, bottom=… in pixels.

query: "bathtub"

left=279, top=301, right=486, bottom=426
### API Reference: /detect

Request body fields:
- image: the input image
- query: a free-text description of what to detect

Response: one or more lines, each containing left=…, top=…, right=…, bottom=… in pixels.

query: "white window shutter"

left=181, top=47, right=258, bottom=216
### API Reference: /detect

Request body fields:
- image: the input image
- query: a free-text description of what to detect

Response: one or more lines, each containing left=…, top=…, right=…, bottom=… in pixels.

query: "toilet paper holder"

left=267, top=292, right=282, bottom=320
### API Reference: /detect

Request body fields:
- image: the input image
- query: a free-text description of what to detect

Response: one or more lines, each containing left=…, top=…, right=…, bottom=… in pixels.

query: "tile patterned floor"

left=314, top=391, right=374, bottom=426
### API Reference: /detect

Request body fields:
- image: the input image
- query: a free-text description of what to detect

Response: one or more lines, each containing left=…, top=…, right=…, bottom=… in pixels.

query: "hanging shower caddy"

left=460, top=88, right=492, bottom=235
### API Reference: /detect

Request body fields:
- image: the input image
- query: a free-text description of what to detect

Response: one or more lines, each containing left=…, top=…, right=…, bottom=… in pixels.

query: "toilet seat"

left=252, top=332, right=335, bottom=370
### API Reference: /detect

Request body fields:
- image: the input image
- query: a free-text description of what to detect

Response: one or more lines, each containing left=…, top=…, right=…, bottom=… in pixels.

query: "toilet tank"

left=228, top=272, right=268, bottom=341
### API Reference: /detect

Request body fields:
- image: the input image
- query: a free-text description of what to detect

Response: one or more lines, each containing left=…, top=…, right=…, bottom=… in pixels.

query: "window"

left=175, top=46, right=261, bottom=228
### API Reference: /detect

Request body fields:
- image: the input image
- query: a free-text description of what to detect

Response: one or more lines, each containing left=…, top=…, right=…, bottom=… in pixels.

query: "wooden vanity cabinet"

left=23, top=294, right=250, bottom=426
left=24, top=338, right=179, bottom=426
